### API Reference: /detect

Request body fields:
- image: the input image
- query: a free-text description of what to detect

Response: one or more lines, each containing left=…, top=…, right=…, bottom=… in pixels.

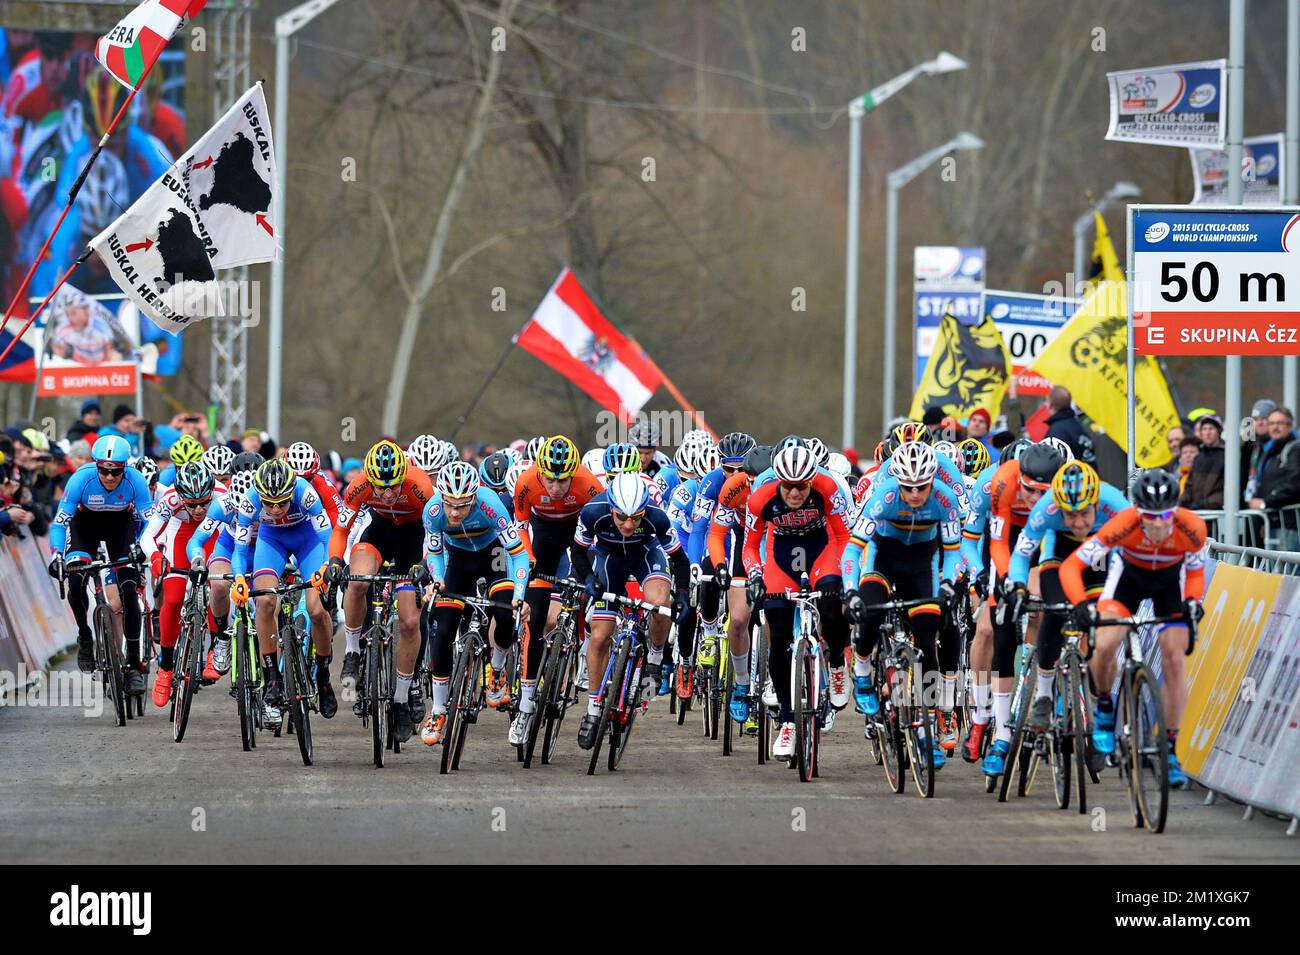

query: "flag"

left=89, top=83, right=276, bottom=334
left=1031, top=213, right=1181, bottom=467
left=95, top=0, right=207, bottom=91
left=517, top=268, right=663, bottom=420
left=0, top=328, right=35, bottom=381
left=909, top=307, right=1011, bottom=421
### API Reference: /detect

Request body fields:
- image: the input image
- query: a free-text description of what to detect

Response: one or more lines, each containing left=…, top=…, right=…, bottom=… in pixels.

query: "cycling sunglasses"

left=1139, top=509, right=1175, bottom=521
left=261, top=495, right=292, bottom=507
left=611, top=509, right=645, bottom=522
left=779, top=481, right=811, bottom=492
left=898, top=482, right=932, bottom=493
left=96, top=464, right=124, bottom=476
left=181, top=497, right=212, bottom=508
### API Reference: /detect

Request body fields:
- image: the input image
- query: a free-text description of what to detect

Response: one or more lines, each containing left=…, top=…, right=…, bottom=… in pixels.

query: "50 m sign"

left=1132, top=207, right=1300, bottom=355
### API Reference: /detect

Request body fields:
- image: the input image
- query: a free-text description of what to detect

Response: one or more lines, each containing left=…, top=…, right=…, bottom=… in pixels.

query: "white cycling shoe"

left=762, top=679, right=777, bottom=708
left=828, top=666, right=849, bottom=710
left=508, top=712, right=529, bottom=746
left=773, top=722, right=796, bottom=758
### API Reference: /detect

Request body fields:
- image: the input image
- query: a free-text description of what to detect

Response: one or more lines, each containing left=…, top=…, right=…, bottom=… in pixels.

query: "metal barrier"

left=1193, top=509, right=1270, bottom=549
left=1208, top=539, right=1300, bottom=575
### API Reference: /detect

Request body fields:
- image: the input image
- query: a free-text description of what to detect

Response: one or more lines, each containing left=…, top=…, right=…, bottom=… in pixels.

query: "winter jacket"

left=1180, top=443, right=1225, bottom=510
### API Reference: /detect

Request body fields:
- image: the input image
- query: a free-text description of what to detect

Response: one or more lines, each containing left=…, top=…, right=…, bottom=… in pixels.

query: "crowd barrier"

left=0, top=533, right=77, bottom=684
left=1180, top=543, right=1300, bottom=832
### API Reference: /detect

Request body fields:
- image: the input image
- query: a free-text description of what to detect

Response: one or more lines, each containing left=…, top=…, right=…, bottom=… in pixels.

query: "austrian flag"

left=95, top=0, right=208, bottom=92
left=517, top=269, right=663, bottom=420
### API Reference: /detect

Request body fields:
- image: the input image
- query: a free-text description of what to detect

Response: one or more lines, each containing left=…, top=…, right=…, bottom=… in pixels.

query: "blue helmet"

left=91, top=434, right=131, bottom=465
left=607, top=473, right=650, bottom=516
left=602, top=442, right=641, bottom=475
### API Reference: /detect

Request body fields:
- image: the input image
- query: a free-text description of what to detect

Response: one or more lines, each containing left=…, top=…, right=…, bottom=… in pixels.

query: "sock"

left=160, top=646, right=174, bottom=672
left=973, top=682, right=991, bottom=723
left=940, top=674, right=956, bottom=710
left=731, top=652, right=750, bottom=685
left=431, top=677, right=450, bottom=715
left=647, top=643, right=664, bottom=665
left=344, top=626, right=361, bottom=655
left=1035, top=668, right=1055, bottom=701
left=520, top=681, right=536, bottom=714
left=853, top=653, right=872, bottom=678
left=588, top=692, right=602, bottom=716
left=1097, top=693, right=1114, bottom=714
left=1167, top=727, right=1178, bottom=755
left=315, top=654, right=332, bottom=686
left=491, top=646, right=507, bottom=670
left=994, top=692, right=1012, bottom=742
left=394, top=671, right=411, bottom=704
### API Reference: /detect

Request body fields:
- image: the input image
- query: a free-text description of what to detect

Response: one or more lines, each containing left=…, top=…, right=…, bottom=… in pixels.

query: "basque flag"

left=517, top=268, right=662, bottom=420
left=95, top=0, right=208, bottom=92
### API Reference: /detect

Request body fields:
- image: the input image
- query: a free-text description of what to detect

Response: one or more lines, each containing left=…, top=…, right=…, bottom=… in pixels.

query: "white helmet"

left=504, top=460, right=530, bottom=497
left=674, top=439, right=702, bottom=476
left=525, top=436, right=547, bottom=462
left=1038, top=436, right=1075, bottom=462
left=406, top=434, right=441, bottom=472
left=804, top=436, right=830, bottom=467
left=932, top=440, right=957, bottom=462
left=436, top=460, right=479, bottom=500
left=891, top=442, right=938, bottom=486
left=697, top=442, right=720, bottom=475
left=438, top=440, right=460, bottom=469
left=773, top=444, right=818, bottom=484
left=607, top=472, right=650, bottom=515
left=201, top=444, right=234, bottom=476
left=227, top=468, right=257, bottom=499
left=581, top=448, right=606, bottom=481
left=284, top=441, right=320, bottom=478
left=825, top=451, right=852, bottom=479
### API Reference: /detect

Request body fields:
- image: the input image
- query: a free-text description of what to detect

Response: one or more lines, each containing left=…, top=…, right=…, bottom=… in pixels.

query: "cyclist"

left=202, top=444, right=235, bottom=485
left=407, top=434, right=452, bottom=483
left=140, top=461, right=220, bottom=706
left=48, top=435, right=154, bottom=692
left=603, top=441, right=664, bottom=506
left=1005, top=461, right=1127, bottom=732
left=665, top=434, right=721, bottom=695
left=158, top=433, right=205, bottom=488
left=186, top=467, right=257, bottom=675
left=956, top=437, right=990, bottom=488
left=743, top=443, right=853, bottom=758
left=324, top=440, right=433, bottom=730
left=627, top=421, right=679, bottom=499
left=852, top=441, right=889, bottom=505
left=285, top=441, right=344, bottom=526
left=230, top=459, right=336, bottom=725
left=842, top=442, right=963, bottom=770
left=1060, top=468, right=1206, bottom=787
left=570, top=472, right=690, bottom=749
left=417, top=462, right=530, bottom=747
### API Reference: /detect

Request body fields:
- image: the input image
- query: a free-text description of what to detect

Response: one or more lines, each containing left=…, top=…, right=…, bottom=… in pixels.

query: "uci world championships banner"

left=1106, top=59, right=1227, bottom=150
left=983, top=290, right=1079, bottom=397
left=913, top=246, right=984, bottom=387
left=1191, top=133, right=1285, bottom=205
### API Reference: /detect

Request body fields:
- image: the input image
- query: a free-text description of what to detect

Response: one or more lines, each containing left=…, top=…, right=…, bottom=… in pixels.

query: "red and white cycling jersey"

left=140, top=480, right=228, bottom=572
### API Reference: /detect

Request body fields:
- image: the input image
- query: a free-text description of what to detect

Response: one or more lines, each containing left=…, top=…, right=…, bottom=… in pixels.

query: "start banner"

left=983, top=290, right=1078, bottom=396
left=913, top=246, right=985, bottom=386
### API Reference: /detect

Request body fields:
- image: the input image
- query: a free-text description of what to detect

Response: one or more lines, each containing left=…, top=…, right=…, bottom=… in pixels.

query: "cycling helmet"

left=1130, top=468, right=1181, bottom=512
left=999, top=437, right=1033, bottom=465
left=804, top=436, right=830, bottom=467
left=674, top=439, right=702, bottom=476
left=504, top=448, right=522, bottom=467
left=479, top=451, right=512, bottom=491
left=169, top=433, right=205, bottom=466
left=174, top=461, right=215, bottom=503
left=92, top=434, right=131, bottom=465
left=363, top=440, right=408, bottom=488
left=682, top=429, right=711, bottom=448
left=891, top=442, right=938, bottom=486
left=255, top=458, right=297, bottom=503
left=581, top=448, right=605, bottom=477
left=717, top=431, right=756, bottom=465
left=956, top=438, right=990, bottom=476
left=1018, top=442, right=1066, bottom=490
left=697, top=442, right=720, bottom=476
left=776, top=434, right=806, bottom=452
left=603, top=443, right=641, bottom=475
left=826, top=452, right=852, bottom=479
left=201, top=444, right=234, bottom=476
left=285, top=441, right=320, bottom=478
left=873, top=441, right=888, bottom=466
left=607, top=472, right=650, bottom=516
left=438, top=440, right=459, bottom=469
left=504, top=460, right=530, bottom=497
left=405, top=434, right=440, bottom=472
left=626, top=421, right=659, bottom=449
left=1038, top=436, right=1075, bottom=463
left=227, top=469, right=257, bottom=499
left=230, top=450, right=264, bottom=474
left=933, top=440, right=957, bottom=462
left=744, top=445, right=773, bottom=478
left=525, top=436, right=548, bottom=462
left=773, top=444, right=818, bottom=484
left=436, top=460, right=479, bottom=500
left=129, top=454, right=159, bottom=484
left=538, top=435, right=581, bottom=480
left=1052, top=461, right=1101, bottom=512
left=891, top=421, right=932, bottom=446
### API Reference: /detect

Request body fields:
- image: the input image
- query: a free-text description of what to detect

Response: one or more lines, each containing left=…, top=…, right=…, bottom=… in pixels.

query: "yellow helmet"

left=169, top=433, right=205, bottom=466
left=538, top=435, right=580, bottom=480
left=1051, top=460, right=1101, bottom=512
left=363, top=440, right=407, bottom=488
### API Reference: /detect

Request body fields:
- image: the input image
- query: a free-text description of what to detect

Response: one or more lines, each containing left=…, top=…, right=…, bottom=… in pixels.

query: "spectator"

left=1043, top=386, right=1098, bottom=463
left=966, top=408, right=996, bottom=455
left=1177, top=436, right=1201, bottom=497
left=65, top=438, right=91, bottom=471
left=97, top=403, right=144, bottom=454
left=1165, top=425, right=1186, bottom=465
left=0, top=458, right=36, bottom=538
left=921, top=406, right=947, bottom=441
left=1249, top=407, right=1298, bottom=509
left=1181, top=413, right=1226, bottom=509
left=66, top=399, right=102, bottom=443
left=1243, top=398, right=1279, bottom=502
left=341, top=457, right=362, bottom=484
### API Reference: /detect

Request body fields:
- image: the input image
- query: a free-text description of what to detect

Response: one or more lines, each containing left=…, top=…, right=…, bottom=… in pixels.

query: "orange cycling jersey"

left=985, top=459, right=1037, bottom=579
left=1060, top=506, right=1208, bottom=605
left=707, top=470, right=751, bottom=569
left=513, top=464, right=605, bottom=557
left=328, top=470, right=434, bottom=560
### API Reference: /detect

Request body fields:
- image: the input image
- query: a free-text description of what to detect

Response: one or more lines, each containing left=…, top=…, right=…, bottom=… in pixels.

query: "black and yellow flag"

left=909, top=306, right=1011, bottom=421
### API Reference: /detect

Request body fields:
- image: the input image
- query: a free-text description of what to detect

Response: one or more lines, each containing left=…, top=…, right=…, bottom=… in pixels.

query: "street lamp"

left=1072, top=180, right=1140, bottom=293
left=881, top=132, right=985, bottom=429
left=842, top=52, right=968, bottom=450
left=267, top=0, right=349, bottom=441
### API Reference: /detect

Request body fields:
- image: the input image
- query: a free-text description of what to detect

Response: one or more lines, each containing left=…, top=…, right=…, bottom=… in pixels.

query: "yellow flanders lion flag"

left=1031, top=211, right=1180, bottom=467
left=909, top=306, right=1011, bottom=421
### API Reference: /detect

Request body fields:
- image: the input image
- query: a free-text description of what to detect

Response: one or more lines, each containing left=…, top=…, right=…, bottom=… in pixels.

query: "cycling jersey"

left=706, top=469, right=751, bottom=579
left=960, top=460, right=1036, bottom=580
left=1009, top=482, right=1129, bottom=585
left=575, top=495, right=683, bottom=559
left=1061, top=506, right=1209, bottom=607
left=233, top=479, right=331, bottom=579
left=50, top=463, right=154, bottom=556
left=186, top=486, right=250, bottom=565
left=512, top=463, right=605, bottom=558
left=329, top=469, right=433, bottom=560
left=882, top=448, right=968, bottom=514
left=140, top=481, right=227, bottom=568
left=742, top=471, right=851, bottom=592
left=667, top=475, right=702, bottom=555
left=841, top=472, right=962, bottom=586
left=422, top=487, right=528, bottom=601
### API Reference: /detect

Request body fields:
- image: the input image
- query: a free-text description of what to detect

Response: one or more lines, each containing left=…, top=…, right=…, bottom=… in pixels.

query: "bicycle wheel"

left=721, top=645, right=734, bottom=756
left=998, top=659, right=1035, bottom=802
left=900, top=648, right=935, bottom=798
left=385, top=627, right=401, bottom=755
left=543, top=636, right=577, bottom=765
left=1130, top=664, right=1169, bottom=833
left=1050, top=668, right=1071, bottom=810
left=1066, top=654, right=1089, bottom=815
left=610, top=645, right=645, bottom=771
left=94, top=604, right=126, bottom=727
left=234, top=617, right=255, bottom=751
left=440, top=639, right=469, bottom=775
left=874, top=651, right=904, bottom=793
left=450, top=646, right=483, bottom=772
left=523, top=636, right=554, bottom=768
left=172, top=617, right=202, bottom=742
left=697, top=662, right=713, bottom=738
left=284, top=628, right=314, bottom=766
left=752, top=622, right=768, bottom=765
left=793, top=641, right=817, bottom=782
left=367, top=626, right=386, bottom=768
left=588, top=634, right=629, bottom=776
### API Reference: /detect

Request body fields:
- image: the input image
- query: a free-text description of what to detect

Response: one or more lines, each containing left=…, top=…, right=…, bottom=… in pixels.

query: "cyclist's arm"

left=1180, top=514, right=1210, bottom=601
left=512, top=479, right=535, bottom=561
left=231, top=496, right=257, bottom=579
left=1010, top=497, right=1051, bottom=585
left=687, top=482, right=717, bottom=565
left=568, top=505, right=597, bottom=582
left=186, top=502, right=226, bottom=564
left=493, top=515, right=530, bottom=602
left=328, top=478, right=367, bottom=561
left=741, top=495, right=767, bottom=579
left=300, top=483, right=332, bottom=554
left=420, top=499, right=447, bottom=584
left=48, top=468, right=89, bottom=554
left=137, top=503, right=171, bottom=560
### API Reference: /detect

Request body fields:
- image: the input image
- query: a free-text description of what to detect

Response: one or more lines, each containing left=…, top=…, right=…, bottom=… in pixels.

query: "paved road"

left=2, top=658, right=1295, bottom=864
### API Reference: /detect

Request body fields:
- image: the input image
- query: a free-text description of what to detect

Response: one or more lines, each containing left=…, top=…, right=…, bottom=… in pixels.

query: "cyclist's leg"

left=1035, top=564, right=1067, bottom=701
left=343, top=530, right=381, bottom=656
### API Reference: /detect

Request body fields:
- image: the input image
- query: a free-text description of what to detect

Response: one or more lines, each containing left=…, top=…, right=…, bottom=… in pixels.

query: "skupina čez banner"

left=1179, top=558, right=1300, bottom=819
left=909, top=305, right=1011, bottom=421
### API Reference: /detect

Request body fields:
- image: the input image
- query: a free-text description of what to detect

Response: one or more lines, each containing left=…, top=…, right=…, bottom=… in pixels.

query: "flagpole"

left=448, top=336, right=519, bottom=442
left=1126, top=206, right=1136, bottom=478
left=640, top=353, right=715, bottom=441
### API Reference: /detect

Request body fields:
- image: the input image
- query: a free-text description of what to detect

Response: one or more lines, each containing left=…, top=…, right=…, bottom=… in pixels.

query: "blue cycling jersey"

left=667, top=476, right=702, bottom=556
left=186, top=488, right=249, bottom=564
left=1009, top=481, right=1129, bottom=584
left=422, top=487, right=528, bottom=600
left=687, top=466, right=728, bottom=564
left=841, top=472, right=963, bottom=585
left=232, top=479, right=330, bottom=578
left=50, top=463, right=155, bottom=554
left=959, top=462, right=1000, bottom=574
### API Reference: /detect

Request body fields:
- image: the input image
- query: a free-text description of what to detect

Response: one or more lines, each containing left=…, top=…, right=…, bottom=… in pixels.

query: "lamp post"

left=1072, top=181, right=1140, bottom=293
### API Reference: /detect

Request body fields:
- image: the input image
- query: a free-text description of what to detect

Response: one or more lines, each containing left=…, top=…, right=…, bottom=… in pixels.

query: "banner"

left=0, top=534, right=77, bottom=677
left=1106, top=59, right=1227, bottom=149
left=983, top=290, right=1078, bottom=396
left=1191, top=133, right=1285, bottom=205
left=95, top=0, right=207, bottom=91
left=90, top=83, right=277, bottom=334
left=908, top=308, right=1010, bottom=421
left=913, top=246, right=985, bottom=386
left=517, top=268, right=663, bottom=420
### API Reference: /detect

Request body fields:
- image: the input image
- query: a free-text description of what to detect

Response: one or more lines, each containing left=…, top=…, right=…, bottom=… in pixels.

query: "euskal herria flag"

left=517, top=269, right=663, bottom=419
left=95, top=0, right=208, bottom=91
left=89, top=83, right=277, bottom=334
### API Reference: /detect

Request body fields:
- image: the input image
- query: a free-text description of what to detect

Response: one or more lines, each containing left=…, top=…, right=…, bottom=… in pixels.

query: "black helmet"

left=743, top=444, right=773, bottom=478
left=1130, top=468, right=1181, bottom=512
left=1018, top=442, right=1066, bottom=489
left=479, top=451, right=512, bottom=491
left=998, top=437, right=1032, bottom=465
left=717, top=431, right=756, bottom=465
left=230, top=450, right=265, bottom=474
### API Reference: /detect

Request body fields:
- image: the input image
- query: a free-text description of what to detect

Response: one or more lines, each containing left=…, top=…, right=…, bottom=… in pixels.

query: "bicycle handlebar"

left=599, top=591, right=672, bottom=617
left=437, top=591, right=518, bottom=612
left=858, top=596, right=934, bottom=613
